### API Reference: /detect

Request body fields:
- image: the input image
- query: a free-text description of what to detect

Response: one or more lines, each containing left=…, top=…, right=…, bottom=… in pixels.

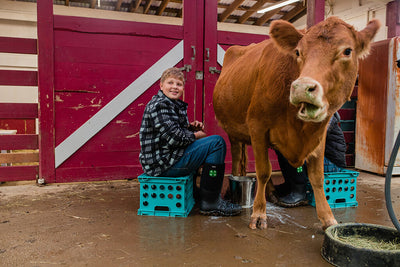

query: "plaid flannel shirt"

left=139, top=90, right=196, bottom=176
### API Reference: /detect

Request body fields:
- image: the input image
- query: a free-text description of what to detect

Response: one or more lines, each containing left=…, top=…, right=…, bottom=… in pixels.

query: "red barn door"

left=37, top=0, right=277, bottom=183
left=202, top=0, right=279, bottom=173
left=37, top=1, right=204, bottom=183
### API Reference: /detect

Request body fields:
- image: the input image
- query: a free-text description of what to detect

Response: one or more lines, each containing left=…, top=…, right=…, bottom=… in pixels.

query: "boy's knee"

left=212, top=135, right=226, bottom=148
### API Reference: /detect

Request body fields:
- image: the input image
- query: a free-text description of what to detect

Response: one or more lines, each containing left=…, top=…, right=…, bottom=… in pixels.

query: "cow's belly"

left=219, top=121, right=251, bottom=144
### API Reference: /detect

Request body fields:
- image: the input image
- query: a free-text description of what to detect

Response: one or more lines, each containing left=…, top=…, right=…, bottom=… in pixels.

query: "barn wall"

left=0, top=0, right=395, bottom=180
left=0, top=0, right=393, bottom=120
left=0, top=0, right=37, bottom=105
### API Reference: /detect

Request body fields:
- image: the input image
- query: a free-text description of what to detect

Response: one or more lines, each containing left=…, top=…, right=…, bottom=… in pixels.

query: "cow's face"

left=270, top=17, right=380, bottom=122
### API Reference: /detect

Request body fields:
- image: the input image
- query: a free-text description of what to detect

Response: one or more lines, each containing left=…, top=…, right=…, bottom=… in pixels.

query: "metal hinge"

left=209, top=67, right=221, bottom=74
left=195, top=71, right=203, bottom=80
left=179, top=64, right=192, bottom=72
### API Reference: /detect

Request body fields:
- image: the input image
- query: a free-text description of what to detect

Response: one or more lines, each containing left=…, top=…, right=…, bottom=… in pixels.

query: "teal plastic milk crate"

left=137, top=173, right=195, bottom=217
left=306, top=169, right=359, bottom=209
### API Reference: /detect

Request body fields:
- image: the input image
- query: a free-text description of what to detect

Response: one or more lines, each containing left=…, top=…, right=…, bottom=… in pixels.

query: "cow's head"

left=270, top=17, right=380, bottom=122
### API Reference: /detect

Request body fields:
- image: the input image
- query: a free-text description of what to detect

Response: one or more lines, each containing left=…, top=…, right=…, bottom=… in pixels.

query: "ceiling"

left=19, top=0, right=307, bottom=27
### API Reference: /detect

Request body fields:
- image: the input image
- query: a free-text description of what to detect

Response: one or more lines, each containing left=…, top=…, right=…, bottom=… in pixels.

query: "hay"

left=332, top=228, right=400, bottom=251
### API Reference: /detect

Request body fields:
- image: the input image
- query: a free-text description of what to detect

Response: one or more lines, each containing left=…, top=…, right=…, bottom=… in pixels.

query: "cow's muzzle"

left=290, top=77, right=327, bottom=122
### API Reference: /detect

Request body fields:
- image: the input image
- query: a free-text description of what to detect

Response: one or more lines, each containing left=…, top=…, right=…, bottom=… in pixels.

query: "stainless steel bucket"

left=228, top=175, right=256, bottom=208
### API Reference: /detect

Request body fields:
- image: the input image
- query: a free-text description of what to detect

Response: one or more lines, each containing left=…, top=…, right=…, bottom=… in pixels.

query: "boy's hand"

left=194, top=130, right=207, bottom=139
left=188, top=121, right=204, bottom=132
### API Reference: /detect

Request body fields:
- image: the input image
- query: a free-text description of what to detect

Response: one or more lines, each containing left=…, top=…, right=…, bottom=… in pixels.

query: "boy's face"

left=160, top=76, right=184, bottom=100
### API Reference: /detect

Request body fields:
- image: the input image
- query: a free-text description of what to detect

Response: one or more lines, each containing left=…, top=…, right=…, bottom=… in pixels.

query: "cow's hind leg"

left=239, top=143, right=247, bottom=176
left=229, top=138, right=246, bottom=177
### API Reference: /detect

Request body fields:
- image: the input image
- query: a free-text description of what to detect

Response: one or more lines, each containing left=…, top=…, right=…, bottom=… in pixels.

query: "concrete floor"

left=0, top=170, right=399, bottom=266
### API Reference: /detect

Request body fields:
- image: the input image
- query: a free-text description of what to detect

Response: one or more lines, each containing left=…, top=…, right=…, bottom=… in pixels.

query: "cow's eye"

left=295, top=49, right=300, bottom=57
left=343, top=48, right=352, bottom=56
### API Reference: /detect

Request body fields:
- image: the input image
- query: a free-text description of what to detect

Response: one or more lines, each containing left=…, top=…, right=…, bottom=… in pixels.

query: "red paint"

left=37, top=0, right=56, bottom=183
left=343, top=131, right=355, bottom=144
left=0, top=103, right=38, bottom=118
left=51, top=12, right=186, bottom=181
left=0, top=36, right=39, bottom=182
left=26, top=0, right=333, bottom=183
left=0, top=36, right=37, bottom=54
left=203, top=0, right=279, bottom=173
left=218, top=31, right=268, bottom=46
left=55, top=165, right=142, bottom=183
left=0, top=166, right=38, bottom=182
left=54, top=15, right=182, bottom=40
left=0, top=120, right=36, bottom=134
left=0, top=134, right=38, bottom=150
left=338, top=109, right=355, bottom=120
left=0, top=70, right=37, bottom=86
left=387, top=1, right=400, bottom=38
left=183, top=0, right=204, bottom=122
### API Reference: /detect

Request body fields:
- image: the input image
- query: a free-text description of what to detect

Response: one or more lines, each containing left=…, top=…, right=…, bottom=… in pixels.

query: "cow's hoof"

left=249, top=216, right=267, bottom=230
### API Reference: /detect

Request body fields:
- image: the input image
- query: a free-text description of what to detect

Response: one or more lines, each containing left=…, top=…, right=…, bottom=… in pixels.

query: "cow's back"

left=213, top=39, right=297, bottom=141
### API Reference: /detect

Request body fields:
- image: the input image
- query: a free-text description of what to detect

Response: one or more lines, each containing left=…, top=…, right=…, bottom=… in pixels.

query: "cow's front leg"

left=248, top=131, right=271, bottom=230
left=307, top=145, right=338, bottom=230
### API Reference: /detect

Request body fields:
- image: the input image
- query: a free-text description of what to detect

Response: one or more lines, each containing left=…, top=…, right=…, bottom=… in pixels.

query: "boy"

left=139, top=67, right=241, bottom=216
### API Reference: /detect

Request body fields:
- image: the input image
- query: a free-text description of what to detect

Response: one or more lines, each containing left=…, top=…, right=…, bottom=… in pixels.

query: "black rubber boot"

left=275, top=150, right=308, bottom=208
left=277, top=184, right=308, bottom=208
left=199, top=163, right=242, bottom=216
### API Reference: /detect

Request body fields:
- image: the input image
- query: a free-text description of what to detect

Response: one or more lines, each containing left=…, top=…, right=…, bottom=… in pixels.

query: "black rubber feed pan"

left=322, top=223, right=400, bottom=266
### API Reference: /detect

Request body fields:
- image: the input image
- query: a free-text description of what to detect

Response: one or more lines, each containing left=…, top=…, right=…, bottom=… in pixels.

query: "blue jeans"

left=160, top=135, right=226, bottom=177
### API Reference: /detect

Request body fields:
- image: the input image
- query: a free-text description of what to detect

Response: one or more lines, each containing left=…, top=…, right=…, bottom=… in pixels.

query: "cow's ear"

left=269, top=20, right=303, bottom=53
left=356, top=19, right=381, bottom=59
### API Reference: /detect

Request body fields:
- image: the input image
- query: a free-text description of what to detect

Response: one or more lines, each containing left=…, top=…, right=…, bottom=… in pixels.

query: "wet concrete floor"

left=0, top=170, right=399, bottom=266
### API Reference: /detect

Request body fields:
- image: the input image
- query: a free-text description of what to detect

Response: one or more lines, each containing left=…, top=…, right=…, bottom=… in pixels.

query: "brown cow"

left=213, top=17, right=380, bottom=230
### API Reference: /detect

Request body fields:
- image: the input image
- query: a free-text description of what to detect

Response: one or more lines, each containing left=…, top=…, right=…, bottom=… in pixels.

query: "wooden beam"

left=0, top=165, right=38, bottom=182
left=238, top=0, right=270, bottom=24
left=144, top=0, right=154, bottom=14
left=157, top=0, right=170, bottom=15
left=255, top=8, right=281, bottom=26
left=307, top=0, right=325, bottom=28
left=387, top=0, right=400, bottom=38
left=0, top=134, right=38, bottom=150
left=90, top=0, right=97, bottom=9
left=0, top=103, right=38, bottom=119
left=0, top=70, right=37, bottom=86
left=65, top=0, right=70, bottom=6
left=129, top=0, right=141, bottom=12
left=219, top=0, right=245, bottom=22
left=289, top=7, right=307, bottom=23
left=115, top=0, right=123, bottom=11
left=37, top=0, right=56, bottom=183
left=280, top=3, right=306, bottom=21
left=0, top=151, right=39, bottom=164
left=0, top=37, right=37, bottom=54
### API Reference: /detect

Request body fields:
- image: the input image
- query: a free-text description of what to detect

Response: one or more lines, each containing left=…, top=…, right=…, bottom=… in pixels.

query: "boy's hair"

left=160, top=67, right=185, bottom=84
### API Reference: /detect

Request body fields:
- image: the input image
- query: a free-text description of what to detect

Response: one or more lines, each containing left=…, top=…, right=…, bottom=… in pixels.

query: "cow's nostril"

left=307, top=86, right=316, bottom=93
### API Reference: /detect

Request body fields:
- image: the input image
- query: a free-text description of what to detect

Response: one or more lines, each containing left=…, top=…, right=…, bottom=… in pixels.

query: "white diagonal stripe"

left=55, top=40, right=184, bottom=168
left=217, top=44, right=225, bottom=66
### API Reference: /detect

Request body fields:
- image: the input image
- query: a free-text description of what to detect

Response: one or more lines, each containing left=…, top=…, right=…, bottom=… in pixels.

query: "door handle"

left=205, top=48, right=210, bottom=62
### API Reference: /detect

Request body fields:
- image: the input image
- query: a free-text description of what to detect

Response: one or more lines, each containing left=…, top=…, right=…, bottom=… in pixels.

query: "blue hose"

left=385, top=130, right=400, bottom=232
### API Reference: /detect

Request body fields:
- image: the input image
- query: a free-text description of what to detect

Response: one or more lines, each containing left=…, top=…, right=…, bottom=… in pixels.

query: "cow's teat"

left=290, top=77, right=327, bottom=122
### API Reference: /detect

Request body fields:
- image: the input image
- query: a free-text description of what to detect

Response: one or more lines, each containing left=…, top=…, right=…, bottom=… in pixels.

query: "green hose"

left=385, top=130, right=400, bottom=232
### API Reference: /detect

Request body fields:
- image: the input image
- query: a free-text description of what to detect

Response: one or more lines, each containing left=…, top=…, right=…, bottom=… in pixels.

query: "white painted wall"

left=0, top=0, right=37, bottom=103
left=0, top=0, right=394, bottom=104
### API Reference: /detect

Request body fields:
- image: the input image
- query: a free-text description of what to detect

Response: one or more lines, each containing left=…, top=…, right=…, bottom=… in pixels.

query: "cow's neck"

left=273, top=115, right=329, bottom=167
